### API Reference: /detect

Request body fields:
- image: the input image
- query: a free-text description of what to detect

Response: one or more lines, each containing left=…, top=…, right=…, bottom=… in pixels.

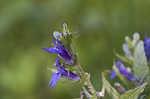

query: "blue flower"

left=115, top=59, right=135, bottom=81
left=111, top=59, right=135, bottom=81
left=144, top=35, right=150, bottom=61
left=110, top=70, right=116, bottom=80
left=42, top=37, right=73, bottom=64
left=49, top=72, right=61, bottom=88
left=49, top=59, right=80, bottom=88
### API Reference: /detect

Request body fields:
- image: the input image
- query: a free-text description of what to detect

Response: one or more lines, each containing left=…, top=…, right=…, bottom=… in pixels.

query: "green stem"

left=76, top=63, right=97, bottom=98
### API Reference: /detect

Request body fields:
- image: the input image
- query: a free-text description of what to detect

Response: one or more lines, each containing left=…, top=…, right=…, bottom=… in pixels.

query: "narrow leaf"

left=120, top=83, right=147, bottom=99
left=102, top=72, right=120, bottom=99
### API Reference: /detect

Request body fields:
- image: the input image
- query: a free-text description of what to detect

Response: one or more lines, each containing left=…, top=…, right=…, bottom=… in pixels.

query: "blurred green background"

left=1, top=0, right=150, bottom=99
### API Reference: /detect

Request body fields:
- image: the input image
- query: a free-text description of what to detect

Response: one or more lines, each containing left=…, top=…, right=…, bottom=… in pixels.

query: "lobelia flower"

left=49, top=58, right=80, bottom=88
left=110, top=70, right=116, bottom=80
left=42, top=35, right=73, bottom=64
left=111, top=59, right=135, bottom=81
left=144, top=35, right=150, bottom=61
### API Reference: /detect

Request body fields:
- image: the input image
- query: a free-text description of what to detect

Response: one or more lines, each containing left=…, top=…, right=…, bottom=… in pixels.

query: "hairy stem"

left=76, top=63, right=96, bottom=98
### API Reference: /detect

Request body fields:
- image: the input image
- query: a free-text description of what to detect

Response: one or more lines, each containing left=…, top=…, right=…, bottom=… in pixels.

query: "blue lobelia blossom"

left=49, top=58, right=80, bottom=88
left=110, top=70, right=116, bottom=80
left=144, top=35, right=150, bottom=61
left=42, top=36, right=73, bottom=64
left=111, top=59, right=135, bottom=81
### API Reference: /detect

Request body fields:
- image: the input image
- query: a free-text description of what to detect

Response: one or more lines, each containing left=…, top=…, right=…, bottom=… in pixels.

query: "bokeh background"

left=1, top=0, right=150, bottom=99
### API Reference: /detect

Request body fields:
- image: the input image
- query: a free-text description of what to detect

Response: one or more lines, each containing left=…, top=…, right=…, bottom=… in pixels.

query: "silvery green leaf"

left=120, top=82, right=147, bottom=99
left=133, top=41, right=149, bottom=79
left=102, top=73, right=120, bottom=99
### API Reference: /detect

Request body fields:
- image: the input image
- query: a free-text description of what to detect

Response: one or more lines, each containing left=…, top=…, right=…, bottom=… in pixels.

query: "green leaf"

left=120, top=83, right=147, bottom=99
left=102, top=73, right=120, bottom=99
left=133, top=41, right=149, bottom=79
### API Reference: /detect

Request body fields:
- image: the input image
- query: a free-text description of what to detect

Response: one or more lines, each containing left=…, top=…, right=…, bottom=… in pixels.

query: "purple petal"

left=57, top=65, right=79, bottom=80
left=45, top=36, right=73, bottom=63
left=56, top=45, right=72, bottom=63
left=42, top=47, right=58, bottom=53
left=115, top=59, right=135, bottom=81
left=53, top=36, right=61, bottom=45
left=52, top=36, right=56, bottom=45
left=68, top=71, right=80, bottom=80
left=110, top=70, right=116, bottom=80
left=49, top=72, right=61, bottom=88
left=55, top=58, right=60, bottom=67
left=144, top=36, right=150, bottom=61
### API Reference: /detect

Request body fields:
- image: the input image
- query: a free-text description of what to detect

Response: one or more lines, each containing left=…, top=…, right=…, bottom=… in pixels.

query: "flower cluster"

left=111, top=58, right=135, bottom=81
left=108, top=33, right=150, bottom=98
left=42, top=23, right=150, bottom=99
left=42, top=23, right=79, bottom=88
